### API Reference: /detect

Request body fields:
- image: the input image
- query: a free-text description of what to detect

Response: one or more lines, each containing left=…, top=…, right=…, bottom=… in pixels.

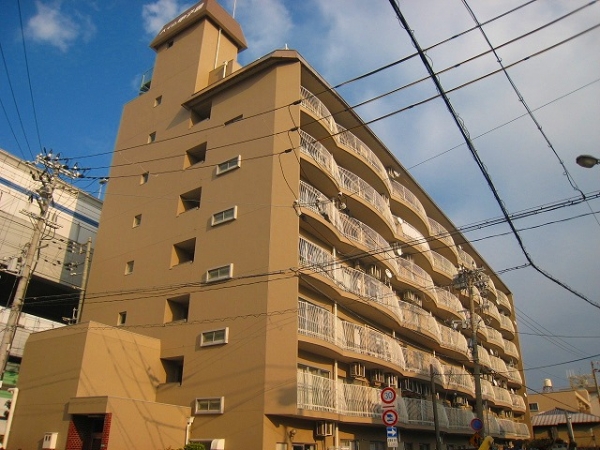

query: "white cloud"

left=142, top=0, right=194, bottom=36
left=26, top=1, right=95, bottom=52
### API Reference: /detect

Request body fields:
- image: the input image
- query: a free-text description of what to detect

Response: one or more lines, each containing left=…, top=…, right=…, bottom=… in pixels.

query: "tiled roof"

left=532, top=408, right=600, bottom=427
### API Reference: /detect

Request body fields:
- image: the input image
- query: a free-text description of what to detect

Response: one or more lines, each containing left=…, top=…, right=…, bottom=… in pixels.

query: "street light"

left=576, top=154, right=600, bottom=168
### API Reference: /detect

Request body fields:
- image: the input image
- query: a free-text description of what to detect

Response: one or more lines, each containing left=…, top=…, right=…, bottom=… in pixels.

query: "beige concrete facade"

left=9, top=1, right=529, bottom=449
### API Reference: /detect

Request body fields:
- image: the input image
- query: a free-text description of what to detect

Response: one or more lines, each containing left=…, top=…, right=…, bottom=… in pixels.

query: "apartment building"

left=8, top=1, right=529, bottom=449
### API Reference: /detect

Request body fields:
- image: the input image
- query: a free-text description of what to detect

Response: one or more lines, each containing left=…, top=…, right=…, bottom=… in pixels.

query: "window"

left=171, top=238, right=196, bottom=266
left=165, top=294, right=190, bottom=323
left=148, top=132, right=156, bottom=143
left=177, top=187, right=202, bottom=214
left=216, top=155, right=241, bottom=175
left=206, top=264, right=233, bottom=282
left=161, top=357, right=183, bottom=384
left=118, top=311, right=127, bottom=325
left=194, top=397, right=224, bottom=415
left=140, top=172, right=149, bottom=184
left=133, top=214, right=142, bottom=227
left=190, top=101, right=211, bottom=125
left=167, top=40, right=174, bottom=48
left=211, top=206, right=237, bottom=226
left=154, top=96, right=162, bottom=106
left=184, top=142, right=207, bottom=168
left=224, top=114, right=243, bottom=126
left=200, top=328, right=229, bottom=346
left=125, top=260, right=134, bottom=275
left=529, top=402, right=539, bottom=412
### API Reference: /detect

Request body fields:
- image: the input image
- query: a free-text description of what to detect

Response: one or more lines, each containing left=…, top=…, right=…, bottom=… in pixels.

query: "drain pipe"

left=2, top=387, right=19, bottom=449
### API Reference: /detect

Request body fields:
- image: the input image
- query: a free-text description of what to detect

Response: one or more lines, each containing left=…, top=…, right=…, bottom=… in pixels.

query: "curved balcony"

left=428, top=218, right=458, bottom=262
left=299, top=181, right=399, bottom=276
left=300, top=86, right=339, bottom=139
left=298, top=299, right=408, bottom=372
left=481, top=379, right=495, bottom=403
left=511, top=393, right=527, bottom=412
left=457, top=247, right=476, bottom=269
left=506, top=366, right=523, bottom=388
left=396, top=257, right=438, bottom=306
left=481, top=300, right=501, bottom=328
left=335, top=124, right=391, bottom=195
left=397, top=300, right=441, bottom=345
left=489, top=355, right=509, bottom=379
left=474, top=345, right=492, bottom=371
left=438, top=324, right=470, bottom=360
left=403, top=347, right=433, bottom=380
left=434, top=288, right=466, bottom=323
left=499, top=314, right=516, bottom=340
left=497, top=418, right=531, bottom=439
left=514, top=421, right=531, bottom=438
left=491, top=386, right=513, bottom=409
left=299, top=238, right=403, bottom=329
left=299, top=130, right=341, bottom=194
left=496, top=290, right=512, bottom=314
left=486, top=278, right=498, bottom=301
left=396, top=219, right=433, bottom=271
left=430, top=251, right=458, bottom=285
left=442, top=364, right=475, bottom=396
left=486, top=327, right=505, bottom=353
left=503, top=339, right=520, bottom=362
left=338, top=167, right=396, bottom=239
left=390, top=180, right=429, bottom=236
left=404, top=397, right=449, bottom=428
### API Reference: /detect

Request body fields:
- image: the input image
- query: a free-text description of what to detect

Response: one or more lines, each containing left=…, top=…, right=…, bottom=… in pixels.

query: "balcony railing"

left=511, top=393, right=526, bottom=412
left=496, top=290, right=512, bottom=313
left=431, top=251, right=458, bottom=280
left=435, top=288, right=465, bottom=320
left=503, top=339, right=520, bottom=361
left=438, top=324, right=470, bottom=356
left=457, top=247, right=476, bottom=269
left=428, top=218, right=457, bottom=252
left=390, top=180, right=428, bottom=225
left=482, top=300, right=501, bottom=325
left=442, top=364, right=475, bottom=394
left=486, top=327, right=505, bottom=350
left=492, top=386, right=513, bottom=408
left=396, top=218, right=432, bottom=260
left=297, top=370, right=526, bottom=437
left=300, top=86, right=338, bottom=136
left=397, top=257, right=437, bottom=304
left=499, top=315, right=516, bottom=335
left=299, top=130, right=341, bottom=182
left=506, top=366, right=523, bottom=386
left=489, top=355, right=509, bottom=377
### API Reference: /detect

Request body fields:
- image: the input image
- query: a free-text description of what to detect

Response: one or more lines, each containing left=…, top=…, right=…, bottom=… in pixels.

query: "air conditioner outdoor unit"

left=370, top=369, right=384, bottom=384
left=385, top=373, right=398, bottom=388
left=315, top=421, right=333, bottom=437
left=350, top=362, right=366, bottom=378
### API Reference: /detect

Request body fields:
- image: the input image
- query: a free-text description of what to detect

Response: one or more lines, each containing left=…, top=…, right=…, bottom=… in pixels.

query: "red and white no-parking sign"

left=382, top=409, right=398, bottom=426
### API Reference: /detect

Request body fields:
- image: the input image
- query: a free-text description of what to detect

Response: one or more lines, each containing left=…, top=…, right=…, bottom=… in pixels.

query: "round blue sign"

left=470, top=418, right=483, bottom=431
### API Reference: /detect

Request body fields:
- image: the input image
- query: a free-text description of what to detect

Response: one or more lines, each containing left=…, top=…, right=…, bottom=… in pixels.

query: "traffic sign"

left=382, top=409, right=398, bottom=426
left=381, top=387, right=397, bottom=404
left=470, top=418, right=483, bottom=432
left=387, top=438, right=399, bottom=448
left=386, top=427, right=398, bottom=438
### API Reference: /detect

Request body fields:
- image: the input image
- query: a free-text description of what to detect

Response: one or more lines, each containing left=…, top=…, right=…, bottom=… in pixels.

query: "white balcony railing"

left=299, top=130, right=341, bottom=182
left=428, top=217, right=457, bottom=251
left=496, top=290, right=512, bottom=313
left=431, top=251, right=458, bottom=279
left=499, top=315, right=516, bottom=335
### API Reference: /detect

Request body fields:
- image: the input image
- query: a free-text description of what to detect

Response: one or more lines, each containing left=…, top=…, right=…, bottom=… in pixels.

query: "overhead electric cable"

left=387, top=0, right=600, bottom=310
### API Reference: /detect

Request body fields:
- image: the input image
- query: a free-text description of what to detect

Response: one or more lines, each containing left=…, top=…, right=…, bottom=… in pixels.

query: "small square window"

left=133, top=214, right=142, bottom=227
left=206, top=264, right=233, bottom=283
left=216, top=155, right=241, bottom=175
left=167, top=40, right=174, bottom=48
left=529, top=402, right=539, bottom=412
left=125, top=260, right=134, bottom=275
left=194, top=397, right=224, bottom=415
left=190, top=101, right=211, bottom=125
left=171, top=238, right=196, bottom=266
left=161, top=357, right=183, bottom=384
left=154, top=96, right=162, bottom=107
left=118, top=311, right=127, bottom=325
left=148, top=132, right=156, bottom=143
left=165, top=294, right=190, bottom=323
left=177, top=187, right=202, bottom=214
left=140, top=172, right=149, bottom=184
left=200, top=328, right=229, bottom=346
left=211, top=206, right=237, bottom=226
left=184, top=142, right=207, bottom=168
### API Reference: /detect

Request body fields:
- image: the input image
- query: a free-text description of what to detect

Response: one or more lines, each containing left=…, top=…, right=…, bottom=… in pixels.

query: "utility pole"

left=75, top=237, right=93, bottom=323
left=592, top=361, right=600, bottom=410
left=430, top=364, right=443, bottom=450
left=0, top=151, right=83, bottom=379
left=455, top=265, right=489, bottom=439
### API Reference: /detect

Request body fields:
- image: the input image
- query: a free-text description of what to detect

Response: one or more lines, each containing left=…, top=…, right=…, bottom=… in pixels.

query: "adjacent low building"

left=8, top=1, right=529, bottom=449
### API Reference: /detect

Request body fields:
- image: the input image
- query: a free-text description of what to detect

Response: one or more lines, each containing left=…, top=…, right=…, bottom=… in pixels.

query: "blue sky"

left=2, top=0, right=600, bottom=394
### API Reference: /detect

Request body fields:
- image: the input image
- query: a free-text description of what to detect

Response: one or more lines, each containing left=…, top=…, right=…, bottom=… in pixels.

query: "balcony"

left=299, top=130, right=341, bottom=193
left=300, top=86, right=338, bottom=137
left=438, top=324, right=470, bottom=359
left=430, top=251, right=458, bottom=284
left=433, top=288, right=465, bottom=322
left=489, top=355, right=509, bottom=379
left=390, top=180, right=429, bottom=236
left=457, top=247, right=476, bottom=269
left=496, top=290, right=512, bottom=314
left=506, top=366, right=523, bottom=387
left=442, top=364, right=475, bottom=395
left=491, top=386, right=513, bottom=409
left=396, top=257, right=437, bottom=306
left=499, top=314, right=516, bottom=339
left=511, top=393, right=527, bottom=412
left=396, top=218, right=433, bottom=270
left=427, top=218, right=458, bottom=262
left=398, top=300, right=441, bottom=345
left=486, top=327, right=505, bottom=352
left=296, top=371, right=526, bottom=436
left=481, top=299, right=501, bottom=328
left=503, top=339, right=520, bottom=362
